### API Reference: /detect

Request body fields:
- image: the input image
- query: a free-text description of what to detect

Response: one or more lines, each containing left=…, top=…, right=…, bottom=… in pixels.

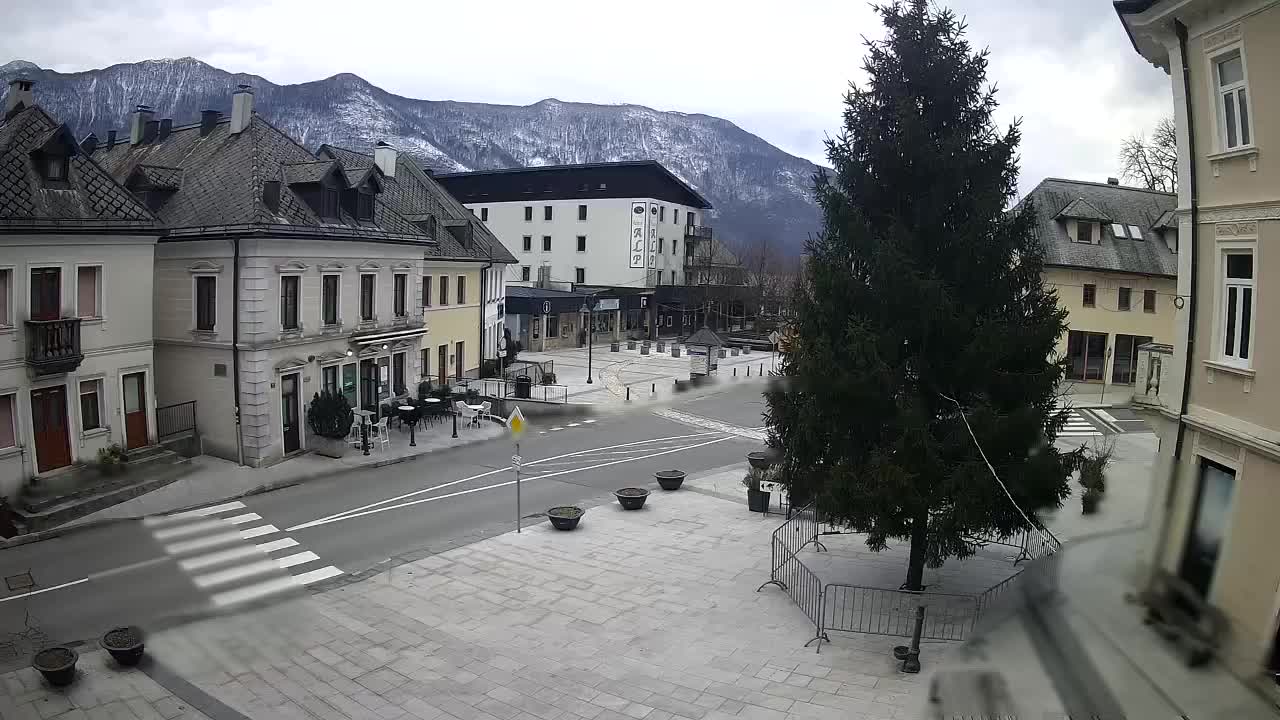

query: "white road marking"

left=210, top=576, right=301, bottom=607
left=551, top=427, right=564, bottom=431
left=239, top=524, right=279, bottom=540
left=164, top=531, right=243, bottom=556
left=179, top=545, right=263, bottom=572
left=224, top=513, right=262, bottom=526
left=0, top=577, right=88, bottom=603
left=275, top=551, right=320, bottom=569
left=144, top=501, right=246, bottom=526
left=1095, top=410, right=1118, bottom=424
left=289, top=435, right=737, bottom=531
left=151, top=519, right=225, bottom=541
left=293, top=566, right=344, bottom=585
left=583, top=419, right=596, bottom=424
left=287, top=431, right=722, bottom=531
left=194, top=559, right=280, bottom=588
left=256, top=538, right=299, bottom=554
left=567, top=422, right=580, bottom=427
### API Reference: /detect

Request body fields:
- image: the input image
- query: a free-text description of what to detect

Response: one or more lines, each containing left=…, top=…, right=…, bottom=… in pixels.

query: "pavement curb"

left=1, top=423, right=505, bottom=549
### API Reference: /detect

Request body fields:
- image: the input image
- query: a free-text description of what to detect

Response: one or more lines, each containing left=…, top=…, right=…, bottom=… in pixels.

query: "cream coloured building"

left=1020, top=177, right=1178, bottom=387
left=90, top=88, right=512, bottom=467
left=1120, top=0, right=1280, bottom=692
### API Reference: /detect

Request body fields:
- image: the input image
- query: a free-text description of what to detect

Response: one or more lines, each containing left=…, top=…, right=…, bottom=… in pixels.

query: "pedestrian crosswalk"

left=143, top=501, right=342, bottom=608
left=538, top=418, right=598, bottom=434
left=1053, top=399, right=1104, bottom=439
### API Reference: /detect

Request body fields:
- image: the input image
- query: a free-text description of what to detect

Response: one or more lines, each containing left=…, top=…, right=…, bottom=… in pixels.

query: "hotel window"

left=360, top=274, right=376, bottom=321
left=79, top=379, right=103, bottom=432
left=522, top=235, right=532, bottom=252
left=1082, top=284, right=1096, bottom=308
left=0, top=268, right=10, bottom=327
left=521, top=266, right=531, bottom=282
left=322, top=365, right=339, bottom=396
left=195, top=275, right=216, bottom=331
left=1214, top=49, right=1252, bottom=150
left=393, top=352, right=407, bottom=396
left=394, top=273, right=408, bottom=317
left=457, top=275, right=466, bottom=304
left=77, top=266, right=101, bottom=318
left=575, top=267, right=585, bottom=284
left=1220, top=251, right=1254, bottom=366
left=1118, top=287, right=1131, bottom=312
left=480, top=207, right=489, bottom=222
left=280, top=275, right=300, bottom=330
left=544, top=206, right=553, bottom=221
left=439, top=275, right=449, bottom=306
left=422, top=275, right=432, bottom=308
left=542, top=236, right=552, bottom=252
left=577, top=236, right=587, bottom=252
left=322, top=274, right=339, bottom=326
left=578, top=204, right=587, bottom=221
left=1144, top=289, right=1157, bottom=314
left=0, top=394, right=15, bottom=449
left=524, top=206, right=532, bottom=221
left=1077, top=221, right=1094, bottom=245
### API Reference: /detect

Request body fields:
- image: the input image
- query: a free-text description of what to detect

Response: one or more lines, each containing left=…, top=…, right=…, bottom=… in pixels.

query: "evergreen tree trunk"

left=904, top=511, right=928, bottom=592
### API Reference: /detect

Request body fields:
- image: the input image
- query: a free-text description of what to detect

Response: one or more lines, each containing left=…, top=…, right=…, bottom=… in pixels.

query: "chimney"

left=80, top=133, right=99, bottom=155
left=130, top=104, right=154, bottom=145
left=374, top=141, right=397, bottom=177
left=158, top=118, right=172, bottom=141
left=106, top=130, right=117, bottom=148
left=143, top=119, right=159, bottom=143
left=4, top=78, right=34, bottom=120
left=200, top=110, right=220, bottom=137
left=1107, top=177, right=1120, bottom=186
left=229, top=84, right=253, bottom=135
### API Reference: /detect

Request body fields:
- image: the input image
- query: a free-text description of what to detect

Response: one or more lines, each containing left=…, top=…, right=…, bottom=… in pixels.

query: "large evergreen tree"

left=766, top=0, right=1077, bottom=592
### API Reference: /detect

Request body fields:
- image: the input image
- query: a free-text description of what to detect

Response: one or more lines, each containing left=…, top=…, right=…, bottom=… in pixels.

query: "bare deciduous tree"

left=1119, top=117, right=1177, bottom=193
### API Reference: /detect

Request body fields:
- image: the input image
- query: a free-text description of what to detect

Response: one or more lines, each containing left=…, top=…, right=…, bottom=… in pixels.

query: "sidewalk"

left=518, top=344, right=776, bottom=408
left=1059, top=381, right=1134, bottom=409
left=4, top=470, right=939, bottom=720
left=62, top=419, right=504, bottom=530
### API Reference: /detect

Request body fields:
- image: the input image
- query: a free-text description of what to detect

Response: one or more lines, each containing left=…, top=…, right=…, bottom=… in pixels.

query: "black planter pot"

left=655, top=470, right=685, bottom=491
left=1082, top=493, right=1100, bottom=515
left=615, top=488, right=650, bottom=510
left=747, top=489, right=771, bottom=513
left=611, top=342, right=620, bottom=352
left=747, top=451, right=773, bottom=470
left=547, top=506, right=583, bottom=530
left=628, top=340, right=637, bottom=350
left=32, top=647, right=78, bottom=687
left=100, top=626, right=145, bottom=666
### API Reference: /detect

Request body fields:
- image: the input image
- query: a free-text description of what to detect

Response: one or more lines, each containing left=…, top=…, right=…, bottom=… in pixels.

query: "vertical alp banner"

left=648, top=203, right=659, bottom=268
left=630, top=201, right=647, bottom=269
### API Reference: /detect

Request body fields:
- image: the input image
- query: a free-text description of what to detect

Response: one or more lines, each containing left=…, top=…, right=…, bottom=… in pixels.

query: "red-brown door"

left=31, top=386, right=71, bottom=472
left=122, top=372, right=148, bottom=450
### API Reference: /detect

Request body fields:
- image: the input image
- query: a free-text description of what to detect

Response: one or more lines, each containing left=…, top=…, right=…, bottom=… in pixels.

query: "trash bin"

left=515, top=375, right=533, bottom=399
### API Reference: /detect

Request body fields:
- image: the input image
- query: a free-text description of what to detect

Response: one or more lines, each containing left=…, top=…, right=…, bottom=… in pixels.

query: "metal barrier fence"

left=156, top=400, right=197, bottom=439
left=760, top=502, right=1063, bottom=652
left=822, top=585, right=978, bottom=641
left=473, top=378, right=569, bottom=404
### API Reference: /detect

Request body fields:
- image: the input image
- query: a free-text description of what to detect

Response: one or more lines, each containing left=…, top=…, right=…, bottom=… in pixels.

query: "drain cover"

left=4, top=573, right=34, bottom=592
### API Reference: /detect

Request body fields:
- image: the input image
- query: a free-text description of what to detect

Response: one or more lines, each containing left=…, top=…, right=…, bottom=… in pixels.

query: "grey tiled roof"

left=317, top=144, right=516, bottom=264
left=1019, top=178, right=1177, bottom=278
left=1054, top=197, right=1111, bottom=222
left=131, top=164, right=183, bottom=190
left=92, top=116, right=426, bottom=240
left=1152, top=209, right=1177, bottom=229
left=0, top=105, right=155, bottom=228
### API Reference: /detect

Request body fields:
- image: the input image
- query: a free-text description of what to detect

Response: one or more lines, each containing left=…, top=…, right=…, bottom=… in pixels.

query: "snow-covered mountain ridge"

left=1, top=57, right=820, bottom=254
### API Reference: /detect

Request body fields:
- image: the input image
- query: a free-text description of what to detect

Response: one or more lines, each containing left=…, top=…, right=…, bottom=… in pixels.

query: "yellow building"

left=1021, top=178, right=1178, bottom=387
left=1120, top=0, right=1280, bottom=692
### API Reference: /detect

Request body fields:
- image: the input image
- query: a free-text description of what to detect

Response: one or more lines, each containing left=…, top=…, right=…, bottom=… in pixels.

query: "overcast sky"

left=3, top=0, right=1171, bottom=197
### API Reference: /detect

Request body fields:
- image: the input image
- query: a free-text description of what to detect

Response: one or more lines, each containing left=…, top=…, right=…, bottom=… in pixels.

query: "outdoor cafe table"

left=398, top=405, right=418, bottom=446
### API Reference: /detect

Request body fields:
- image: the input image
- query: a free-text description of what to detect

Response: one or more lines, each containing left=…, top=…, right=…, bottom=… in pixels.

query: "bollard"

left=733, top=367, right=737, bottom=377
left=747, top=366, right=751, bottom=377
left=651, top=383, right=655, bottom=393
left=626, top=386, right=630, bottom=401
left=760, top=363, right=764, bottom=376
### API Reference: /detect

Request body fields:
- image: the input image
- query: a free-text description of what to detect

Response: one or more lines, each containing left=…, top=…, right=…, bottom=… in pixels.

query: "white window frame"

left=321, top=272, right=342, bottom=328
left=78, top=377, right=106, bottom=435
left=393, top=272, right=409, bottom=318
left=521, top=266, right=531, bottom=282
left=359, top=272, right=378, bottom=322
left=0, top=265, right=14, bottom=330
left=1218, top=247, right=1255, bottom=368
left=1111, top=223, right=1128, bottom=239
left=279, top=272, right=302, bottom=332
left=1210, top=45, right=1254, bottom=152
left=0, top=391, right=17, bottom=452
left=457, top=274, right=467, bottom=305
left=74, top=263, right=104, bottom=321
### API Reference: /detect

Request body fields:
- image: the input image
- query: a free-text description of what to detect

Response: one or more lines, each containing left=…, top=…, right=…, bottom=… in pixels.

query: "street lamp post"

left=580, top=299, right=595, bottom=384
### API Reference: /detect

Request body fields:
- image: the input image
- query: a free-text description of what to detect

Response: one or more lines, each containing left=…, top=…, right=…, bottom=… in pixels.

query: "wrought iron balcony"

left=25, top=318, right=83, bottom=375
left=684, top=225, right=713, bottom=240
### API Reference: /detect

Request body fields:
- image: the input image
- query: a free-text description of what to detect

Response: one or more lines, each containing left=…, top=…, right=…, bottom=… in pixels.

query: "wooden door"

left=31, top=386, right=71, bottom=472
left=30, top=268, right=61, bottom=320
left=281, top=373, right=300, bottom=454
left=122, top=372, right=149, bottom=450
left=454, top=341, right=464, bottom=382
left=438, top=345, right=447, bottom=385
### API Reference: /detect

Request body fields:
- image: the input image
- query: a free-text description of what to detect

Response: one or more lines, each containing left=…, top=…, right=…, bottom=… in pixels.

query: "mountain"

left=1, top=57, right=821, bottom=255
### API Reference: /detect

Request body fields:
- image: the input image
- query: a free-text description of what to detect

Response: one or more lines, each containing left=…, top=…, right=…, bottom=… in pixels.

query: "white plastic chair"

left=370, top=416, right=391, bottom=452
left=479, top=401, right=492, bottom=421
left=346, top=420, right=363, bottom=448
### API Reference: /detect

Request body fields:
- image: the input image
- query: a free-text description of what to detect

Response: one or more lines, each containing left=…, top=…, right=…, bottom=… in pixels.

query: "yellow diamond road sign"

left=506, top=406, right=527, bottom=436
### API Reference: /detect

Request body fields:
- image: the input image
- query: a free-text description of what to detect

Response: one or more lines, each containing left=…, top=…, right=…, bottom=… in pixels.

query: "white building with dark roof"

left=1018, top=177, right=1178, bottom=387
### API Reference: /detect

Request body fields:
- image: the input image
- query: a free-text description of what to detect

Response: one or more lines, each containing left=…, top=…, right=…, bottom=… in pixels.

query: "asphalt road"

left=0, top=384, right=766, bottom=658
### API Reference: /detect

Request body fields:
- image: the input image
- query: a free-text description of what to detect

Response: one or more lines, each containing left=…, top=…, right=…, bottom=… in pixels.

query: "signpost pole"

left=506, top=406, right=527, bottom=533
left=515, top=440, right=522, bottom=533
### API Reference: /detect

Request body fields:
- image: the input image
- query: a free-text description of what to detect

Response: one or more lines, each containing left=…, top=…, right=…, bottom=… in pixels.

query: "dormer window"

left=45, top=154, right=68, bottom=182
left=356, top=192, right=374, bottom=221
left=321, top=187, right=339, bottom=218
left=1076, top=221, right=1094, bottom=245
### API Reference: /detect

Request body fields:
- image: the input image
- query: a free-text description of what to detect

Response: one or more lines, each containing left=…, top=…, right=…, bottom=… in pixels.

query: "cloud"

left=3, top=0, right=1172, bottom=194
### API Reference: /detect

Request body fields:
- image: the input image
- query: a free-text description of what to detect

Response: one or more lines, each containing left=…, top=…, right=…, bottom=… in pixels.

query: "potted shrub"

left=744, top=467, right=772, bottom=513
left=547, top=506, right=583, bottom=530
left=97, top=444, right=128, bottom=476
left=32, top=646, right=78, bottom=687
left=747, top=451, right=773, bottom=471
left=1081, top=487, right=1102, bottom=515
left=1077, top=444, right=1112, bottom=515
left=417, top=380, right=433, bottom=401
left=611, top=341, right=620, bottom=352
left=627, top=339, right=637, bottom=350
left=655, top=470, right=685, bottom=491
left=543, top=373, right=557, bottom=385
left=100, top=626, right=145, bottom=666
left=307, top=391, right=354, bottom=458
left=465, top=387, right=481, bottom=404
left=614, top=487, right=650, bottom=510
